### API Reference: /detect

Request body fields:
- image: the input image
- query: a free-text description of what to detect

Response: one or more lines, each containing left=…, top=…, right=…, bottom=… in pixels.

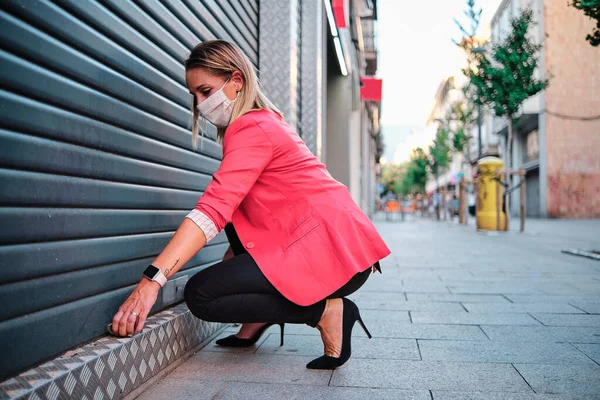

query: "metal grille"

left=0, top=0, right=257, bottom=381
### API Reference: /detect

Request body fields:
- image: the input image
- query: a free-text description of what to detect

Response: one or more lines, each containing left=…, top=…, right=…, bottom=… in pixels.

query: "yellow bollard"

left=476, top=157, right=506, bottom=231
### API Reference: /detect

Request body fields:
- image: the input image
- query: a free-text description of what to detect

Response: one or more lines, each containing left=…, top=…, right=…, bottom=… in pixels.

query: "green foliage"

left=571, top=0, right=600, bottom=46
left=428, top=127, right=452, bottom=177
left=453, top=0, right=482, bottom=48
left=379, top=163, right=404, bottom=195
left=467, top=9, right=549, bottom=119
left=445, top=97, right=478, bottom=154
left=400, top=147, right=429, bottom=195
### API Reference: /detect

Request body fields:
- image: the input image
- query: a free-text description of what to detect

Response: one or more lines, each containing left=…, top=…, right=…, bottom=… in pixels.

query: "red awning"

left=360, top=77, right=382, bottom=101
left=332, top=0, right=349, bottom=28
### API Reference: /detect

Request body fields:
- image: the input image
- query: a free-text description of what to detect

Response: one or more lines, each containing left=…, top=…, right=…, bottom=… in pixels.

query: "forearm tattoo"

left=164, top=258, right=180, bottom=277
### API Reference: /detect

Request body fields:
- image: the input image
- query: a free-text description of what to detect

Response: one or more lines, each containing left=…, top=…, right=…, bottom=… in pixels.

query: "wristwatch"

left=142, top=265, right=167, bottom=287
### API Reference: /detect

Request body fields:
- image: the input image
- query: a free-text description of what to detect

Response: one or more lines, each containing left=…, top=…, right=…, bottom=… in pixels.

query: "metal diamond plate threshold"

left=0, top=304, right=226, bottom=400
left=562, top=248, right=600, bottom=261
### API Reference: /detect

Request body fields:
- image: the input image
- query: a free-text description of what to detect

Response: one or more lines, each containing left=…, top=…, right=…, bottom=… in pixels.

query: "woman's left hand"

left=111, top=279, right=160, bottom=337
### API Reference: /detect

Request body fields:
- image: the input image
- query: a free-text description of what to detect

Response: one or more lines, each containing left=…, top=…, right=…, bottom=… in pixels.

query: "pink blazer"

left=195, top=109, right=391, bottom=306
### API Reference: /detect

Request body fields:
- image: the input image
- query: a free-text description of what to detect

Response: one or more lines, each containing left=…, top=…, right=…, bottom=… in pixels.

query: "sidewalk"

left=136, top=217, right=600, bottom=399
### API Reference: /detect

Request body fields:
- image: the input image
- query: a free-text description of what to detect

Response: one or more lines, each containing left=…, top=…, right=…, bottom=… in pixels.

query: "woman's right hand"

left=111, top=279, right=160, bottom=337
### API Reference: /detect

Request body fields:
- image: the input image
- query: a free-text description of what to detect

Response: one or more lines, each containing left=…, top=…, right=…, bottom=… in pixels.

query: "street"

left=137, top=217, right=600, bottom=399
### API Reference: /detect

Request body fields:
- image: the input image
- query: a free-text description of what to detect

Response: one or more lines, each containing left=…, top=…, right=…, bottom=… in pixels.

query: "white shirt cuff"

left=185, top=209, right=218, bottom=243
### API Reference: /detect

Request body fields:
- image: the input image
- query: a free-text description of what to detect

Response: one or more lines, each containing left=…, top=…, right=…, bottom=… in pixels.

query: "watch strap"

left=154, top=270, right=168, bottom=287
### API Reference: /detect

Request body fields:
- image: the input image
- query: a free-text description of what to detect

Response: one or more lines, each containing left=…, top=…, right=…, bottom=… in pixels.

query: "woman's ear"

left=231, top=70, right=244, bottom=92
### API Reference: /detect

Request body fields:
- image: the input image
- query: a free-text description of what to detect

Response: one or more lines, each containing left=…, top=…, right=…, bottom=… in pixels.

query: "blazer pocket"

left=285, top=214, right=319, bottom=250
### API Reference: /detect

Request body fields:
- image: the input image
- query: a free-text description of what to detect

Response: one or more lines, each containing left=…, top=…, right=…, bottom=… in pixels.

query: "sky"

left=377, top=0, right=503, bottom=164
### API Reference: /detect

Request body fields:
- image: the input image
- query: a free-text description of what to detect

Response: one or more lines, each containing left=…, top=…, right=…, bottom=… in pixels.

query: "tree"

left=379, top=163, right=403, bottom=196
left=454, top=0, right=484, bottom=159
left=467, top=8, right=548, bottom=228
left=427, top=127, right=452, bottom=191
left=571, top=0, right=600, bottom=46
left=453, top=0, right=482, bottom=50
left=400, top=147, right=429, bottom=195
left=445, top=96, right=478, bottom=156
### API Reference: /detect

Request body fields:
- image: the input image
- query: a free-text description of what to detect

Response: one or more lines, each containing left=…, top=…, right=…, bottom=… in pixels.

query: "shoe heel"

left=279, top=323, right=285, bottom=346
left=357, top=317, right=372, bottom=339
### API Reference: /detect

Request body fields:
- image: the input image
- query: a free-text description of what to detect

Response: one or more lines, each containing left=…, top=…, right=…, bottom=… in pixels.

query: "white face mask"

left=196, top=80, right=237, bottom=128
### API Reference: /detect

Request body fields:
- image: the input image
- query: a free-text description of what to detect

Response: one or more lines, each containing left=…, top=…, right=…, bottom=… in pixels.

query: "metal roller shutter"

left=0, top=0, right=259, bottom=381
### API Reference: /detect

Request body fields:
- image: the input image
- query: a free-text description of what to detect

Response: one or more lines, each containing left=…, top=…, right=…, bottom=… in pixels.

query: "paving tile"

left=572, top=343, right=600, bottom=364
left=504, top=295, right=600, bottom=304
left=481, top=325, right=600, bottom=343
left=447, top=284, right=545, bottom=295
left=514, top=363, right=600, bottom=394
left=411, top=311, right=541, bottom=325
left=136, top=380, right=224, bottom=400
left=349, top=291, right=407, bottom=302
left=214, top=382, right=430, bottom=400
left=330, top=359, right=532, bottom=392
left=360, top=309, right=412, bottom=323
left=462, top=302, right=585, bottom=314
left=256, top=333, right=421, bottom=361
left=568, top=301, right=600, bottom=314
left=531, top=314, right=600, bottom=327
left=406, top=293, right=511, bottom=303
left=353, top=299, right=465, bottom=312
left=418, top=339, right=594, bottom=364
left=362, top=280, right=452, bottom=293
left=357, top=320, right=489, bottom=340
left=432, top=390, right=599, bottom=399
left=167, top=352, right=331, bottom=386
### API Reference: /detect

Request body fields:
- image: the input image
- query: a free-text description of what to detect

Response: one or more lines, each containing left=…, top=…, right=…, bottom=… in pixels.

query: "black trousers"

left=184, top=224, right=371, bottom=327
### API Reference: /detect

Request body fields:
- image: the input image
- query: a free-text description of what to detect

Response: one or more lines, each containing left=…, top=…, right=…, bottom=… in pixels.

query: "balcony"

left=361, top=18, right=377, bottom=75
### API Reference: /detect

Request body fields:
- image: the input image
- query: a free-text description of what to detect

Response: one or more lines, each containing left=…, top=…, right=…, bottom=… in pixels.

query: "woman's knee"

left=183, top=269, right=212, bottom=308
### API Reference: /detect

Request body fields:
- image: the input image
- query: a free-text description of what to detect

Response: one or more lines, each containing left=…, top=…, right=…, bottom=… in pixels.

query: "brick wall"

left=544, top=0, right=600, bottom=218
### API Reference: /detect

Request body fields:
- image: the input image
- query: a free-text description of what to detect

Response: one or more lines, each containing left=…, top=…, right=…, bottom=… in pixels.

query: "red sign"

left=332, top=0, right=349, bottom=28
left=360, top=77, right=382, bottom=101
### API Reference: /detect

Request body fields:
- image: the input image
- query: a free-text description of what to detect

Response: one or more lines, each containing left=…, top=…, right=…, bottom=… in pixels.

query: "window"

left=523, top=129, right=539, bottom=163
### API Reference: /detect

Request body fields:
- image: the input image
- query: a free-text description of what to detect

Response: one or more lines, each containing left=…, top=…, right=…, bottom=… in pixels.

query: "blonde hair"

left=185, top=40, right=282, bottom=147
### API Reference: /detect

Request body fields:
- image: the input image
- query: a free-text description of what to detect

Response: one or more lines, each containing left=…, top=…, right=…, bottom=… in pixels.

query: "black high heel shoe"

left=216, top=323, right=285, bottom=347
left=306, top=298, right=371, bottom=370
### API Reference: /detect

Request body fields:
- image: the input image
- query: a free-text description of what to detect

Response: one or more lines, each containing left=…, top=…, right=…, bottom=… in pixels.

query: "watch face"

left=143, top=265, right=160, bottom=280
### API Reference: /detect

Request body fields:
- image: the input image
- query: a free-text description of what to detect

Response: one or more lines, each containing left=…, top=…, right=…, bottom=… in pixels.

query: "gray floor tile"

left=136, top=380, right=225, bottom=400
left=506, top=295, right=600, bottom=304
left=514, top=363, right=600, bottom=394
left=354, top=299, right=465, bottom=312
left=167, top=352, right=331, bottom=386
left=215, top=382, right=431, bottom=400
left=418, top=339, right=594, bottom=364
left=432, top=390, right=600, bottom=399
left=572, top=343, right=600, bottom=364
left=411, top=311, right=541, bottom=325
left=351, top=320, right=489, bottom=340
left=481, top=325, right=600, bottom=343
left=330, top=359, right=532, bottom=392
left=362, top=280, right=452, bottom=293
left=256, top=333, right=421, bottom=360
left=406, top=293, right=511, bottom=303
left=360, top=309, right=412, bottom=323
left=462, top=302, right=585, bottom=314
left=349, top=291, right=407, bottom=301
left=569, top=301, right=600, bottom=314
left=447, top=285, right=545, bottom=295
left=531, top=314, right=600, bottom=327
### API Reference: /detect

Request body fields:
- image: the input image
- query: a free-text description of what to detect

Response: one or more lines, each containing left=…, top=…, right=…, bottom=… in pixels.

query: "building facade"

left=490, top=0, right=600, bottom=218
left=0, top=0, right=383, bottom=395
